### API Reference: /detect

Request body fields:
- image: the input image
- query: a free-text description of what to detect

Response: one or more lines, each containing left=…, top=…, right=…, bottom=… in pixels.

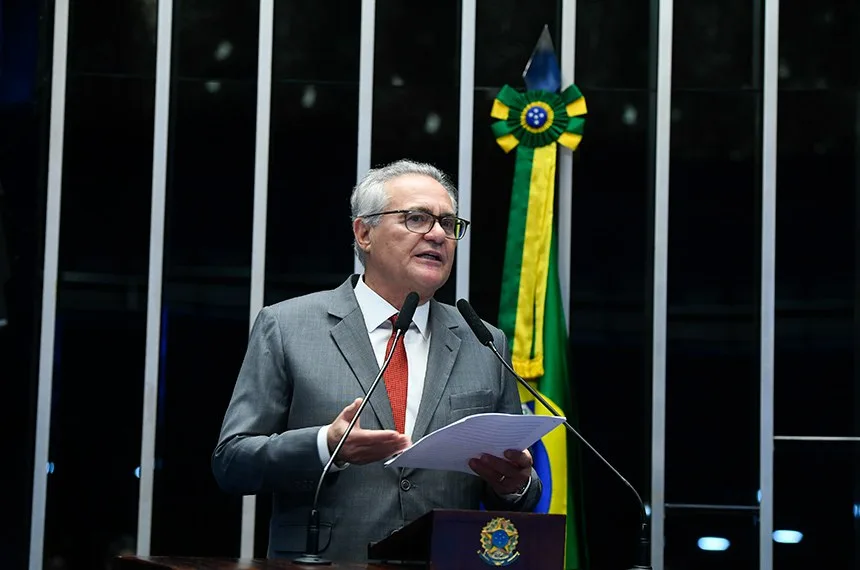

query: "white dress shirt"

left=316, top=276, right=431, bottom=466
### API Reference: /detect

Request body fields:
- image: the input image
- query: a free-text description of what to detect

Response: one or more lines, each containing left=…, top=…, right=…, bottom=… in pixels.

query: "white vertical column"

left=355, top=0, right=376, bottom=275
left=240, top=0, right=275, bottom=559
left=455, top=0, right=476, bottom=301
left=760, top=0, right=779, bottom=567
left=651, top=0, right=674, bottom=568
left=29, top=1, right=70, bottom=568
left=558, top=0, right=577, bottom=329
left=137, top=0, right=173, bottom=556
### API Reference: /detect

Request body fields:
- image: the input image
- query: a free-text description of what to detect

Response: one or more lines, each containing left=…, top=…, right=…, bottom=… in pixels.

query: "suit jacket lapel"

left=410, top=300, right=461, bottom=442
left=328, top=277, right=396, bottom=431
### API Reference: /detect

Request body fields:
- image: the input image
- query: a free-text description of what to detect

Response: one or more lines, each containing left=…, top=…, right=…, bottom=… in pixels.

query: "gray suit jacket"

left=212, top=275, right=542, bottom=562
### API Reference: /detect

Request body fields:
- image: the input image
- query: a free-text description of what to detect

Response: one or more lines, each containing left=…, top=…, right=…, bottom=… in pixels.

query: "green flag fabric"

left=492, top=82, right=588, bottom=569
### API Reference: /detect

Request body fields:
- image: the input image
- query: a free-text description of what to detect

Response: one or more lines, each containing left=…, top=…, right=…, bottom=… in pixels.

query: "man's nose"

left=423, top=219, right=447, bottom=242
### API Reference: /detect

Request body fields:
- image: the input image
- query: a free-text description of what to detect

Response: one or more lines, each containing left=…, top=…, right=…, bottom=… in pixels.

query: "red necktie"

left=384, top=315, right=408, bottom=433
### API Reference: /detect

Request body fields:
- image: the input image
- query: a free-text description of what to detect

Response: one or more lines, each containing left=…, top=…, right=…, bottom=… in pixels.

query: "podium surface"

left=113, top=556, right=407, bottom=570
left=114, top=508, right=565, bottom=570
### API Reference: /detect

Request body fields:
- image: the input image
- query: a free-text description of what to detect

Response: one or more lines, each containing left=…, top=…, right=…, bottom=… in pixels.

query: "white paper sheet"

left=383, top=412, right=566, bottom=474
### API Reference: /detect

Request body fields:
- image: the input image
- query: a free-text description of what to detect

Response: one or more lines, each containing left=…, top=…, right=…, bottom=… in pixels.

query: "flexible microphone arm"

left=294, top=292, right=419, bottom=565
left=456, top=299, right=651, bottom=570
left=294, top=330, right=403, bottom=565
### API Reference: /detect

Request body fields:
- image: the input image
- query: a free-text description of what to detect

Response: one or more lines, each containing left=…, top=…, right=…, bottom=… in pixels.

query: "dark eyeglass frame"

left=364, top=209, right=471, bottom=240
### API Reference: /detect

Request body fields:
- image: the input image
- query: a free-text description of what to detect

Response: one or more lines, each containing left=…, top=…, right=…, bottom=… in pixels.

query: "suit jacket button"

left=399, top=479, right=412, bottom=491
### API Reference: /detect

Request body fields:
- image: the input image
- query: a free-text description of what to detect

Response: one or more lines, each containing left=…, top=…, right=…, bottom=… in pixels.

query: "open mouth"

left=416, top=252, right=443, bottom=262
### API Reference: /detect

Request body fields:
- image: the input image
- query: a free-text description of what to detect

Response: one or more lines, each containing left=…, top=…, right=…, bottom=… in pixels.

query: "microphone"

left=294, top=291, right=420, bottom=565
left=456, top=298, right=652, bottom=570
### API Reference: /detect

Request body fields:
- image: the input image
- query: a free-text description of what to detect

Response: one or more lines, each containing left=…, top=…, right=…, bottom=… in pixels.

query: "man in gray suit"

left=212, top=159, right=542, bottom=562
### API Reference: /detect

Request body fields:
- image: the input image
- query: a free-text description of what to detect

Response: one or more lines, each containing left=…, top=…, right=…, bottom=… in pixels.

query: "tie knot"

left=389, top=314, right=398, bottom=326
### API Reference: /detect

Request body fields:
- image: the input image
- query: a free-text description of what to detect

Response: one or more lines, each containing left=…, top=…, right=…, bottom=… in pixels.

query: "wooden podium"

left=112, top=557, right=393, bottom=569
left=113, top=509, right=565, bottom=570
left=368, top=509, right=564, bottom=568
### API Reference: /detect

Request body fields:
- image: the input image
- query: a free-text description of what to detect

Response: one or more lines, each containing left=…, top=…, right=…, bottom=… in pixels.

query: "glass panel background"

left=255, top=0, right=363, bottom=554
left=13, top=0, right=860, bottom=568
left=151, top=0, right=259, bottom=556
left=43, top=2, right=156, bottom=566
left=774, top=2, right=859, bottom=565
left=664, top=0, right=763, bottom=564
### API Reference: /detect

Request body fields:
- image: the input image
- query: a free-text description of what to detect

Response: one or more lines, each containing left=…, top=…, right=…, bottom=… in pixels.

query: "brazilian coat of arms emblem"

left=477, top=517, right=521, bottom=566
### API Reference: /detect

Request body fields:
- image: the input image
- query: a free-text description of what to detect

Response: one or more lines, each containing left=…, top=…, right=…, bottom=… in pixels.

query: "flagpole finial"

left=522, top=25, right=561, bottom=92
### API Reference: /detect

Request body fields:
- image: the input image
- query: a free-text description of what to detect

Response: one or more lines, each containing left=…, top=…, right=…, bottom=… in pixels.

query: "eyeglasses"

left=365, top=210, right=471, bottom=240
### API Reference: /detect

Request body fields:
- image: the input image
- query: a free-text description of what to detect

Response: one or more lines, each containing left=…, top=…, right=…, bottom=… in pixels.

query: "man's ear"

left=353, top=218, right=371, bottom=254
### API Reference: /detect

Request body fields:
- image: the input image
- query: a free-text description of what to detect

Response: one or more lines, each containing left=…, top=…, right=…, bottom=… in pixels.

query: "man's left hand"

left=469, top=449, right=533, bottom=495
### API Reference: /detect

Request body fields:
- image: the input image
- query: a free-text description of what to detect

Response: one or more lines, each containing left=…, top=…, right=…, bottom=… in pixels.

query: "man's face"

left=355, top=174, right=457, bottom=305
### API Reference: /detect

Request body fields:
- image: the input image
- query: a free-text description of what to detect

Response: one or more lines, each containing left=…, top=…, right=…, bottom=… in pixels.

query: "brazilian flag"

left=492, top=82, right=588, bottom=570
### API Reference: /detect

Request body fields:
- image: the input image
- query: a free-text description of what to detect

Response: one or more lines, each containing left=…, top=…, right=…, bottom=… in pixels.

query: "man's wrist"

left=501, top=476, right=531, bottom=499
left=317, top=425, right=349, bottom=471
left=515, top=478, right=529, bottom=494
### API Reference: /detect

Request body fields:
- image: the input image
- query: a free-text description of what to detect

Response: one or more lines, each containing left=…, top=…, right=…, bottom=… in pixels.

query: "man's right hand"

left=327, top=398, right=412, bottom=465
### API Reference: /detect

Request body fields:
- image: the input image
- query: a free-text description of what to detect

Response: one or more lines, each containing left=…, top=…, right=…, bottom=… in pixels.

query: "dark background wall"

left=1, top=1, right=857, bottom=570
left=1, top=0, right=46, bottom=569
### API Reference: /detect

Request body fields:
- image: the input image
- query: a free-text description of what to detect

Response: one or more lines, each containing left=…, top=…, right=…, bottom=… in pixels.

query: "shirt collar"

left=354, top=275, right=430, bottom=339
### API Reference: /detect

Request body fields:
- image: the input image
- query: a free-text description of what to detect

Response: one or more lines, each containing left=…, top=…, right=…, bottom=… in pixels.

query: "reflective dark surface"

left=773, top=0, right=860, bottom=565
left=773, top=441, right=859, bottom=569
left=67, top=0, right=156, bottom=75
left=778, top=3, right=859, bottom=90
left=774, top=89, right=857, bottom=438
left=150, top=0, right=259, bottom=555
left=475, top=0, right=561, bottom=89
left=672, top=0, right=755, bottom=89
left=150, top=76, right=256, bottom=554
left=374, top=0, right=459, bottom=89
left=45, top=309, right=146, bottom=568
left=151, top=307, right=247, bottom=556
left=264, top=82, right=359, bottom=299
left=575, top=0, right=651, bottom=89
left=256, top=8, right=363, bottom=554
left=665, top=89, right=761, bottom=508
left=163, top=80, right=255, bottom=271
left=567, top=89, right=654, bottom=570
left=272, top=0, right=360, bottom=83
left=174, top=0, right=260, bottom=80
left=665, top=0, right=764, bottom=554
left=664, top=508, right=758, bottom=570
left=1, top=0, right=46, bottom=566
left=43, top=0, right=157, bottom=563
left=58, top=75, right=154, bottom=275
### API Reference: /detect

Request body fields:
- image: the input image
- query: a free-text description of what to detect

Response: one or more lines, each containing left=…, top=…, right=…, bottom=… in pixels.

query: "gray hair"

left=350, top=159, right=459, bottom=266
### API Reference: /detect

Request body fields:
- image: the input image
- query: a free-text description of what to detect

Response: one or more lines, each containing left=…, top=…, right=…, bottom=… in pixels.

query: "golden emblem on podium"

left=477, top=516, right=520, bottom=566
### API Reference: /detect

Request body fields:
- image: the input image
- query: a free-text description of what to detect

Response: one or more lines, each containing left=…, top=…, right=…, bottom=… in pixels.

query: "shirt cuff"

left=317, top=425, right=349, bottom=471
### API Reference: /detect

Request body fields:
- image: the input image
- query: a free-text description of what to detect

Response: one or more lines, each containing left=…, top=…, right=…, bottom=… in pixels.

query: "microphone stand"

left=483, top=340, right=652, bottom=570
left=294, top=286, right=419, bottom=565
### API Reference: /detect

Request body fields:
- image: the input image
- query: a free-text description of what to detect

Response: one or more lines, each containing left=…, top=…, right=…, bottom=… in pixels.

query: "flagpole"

left=558, top=0, right=577, bottom=332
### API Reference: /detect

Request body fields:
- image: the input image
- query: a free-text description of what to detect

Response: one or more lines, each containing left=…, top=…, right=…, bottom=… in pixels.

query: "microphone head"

left=394, top=292, right=419, bottom=332
left=456, top=298, right=494, bottom=346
